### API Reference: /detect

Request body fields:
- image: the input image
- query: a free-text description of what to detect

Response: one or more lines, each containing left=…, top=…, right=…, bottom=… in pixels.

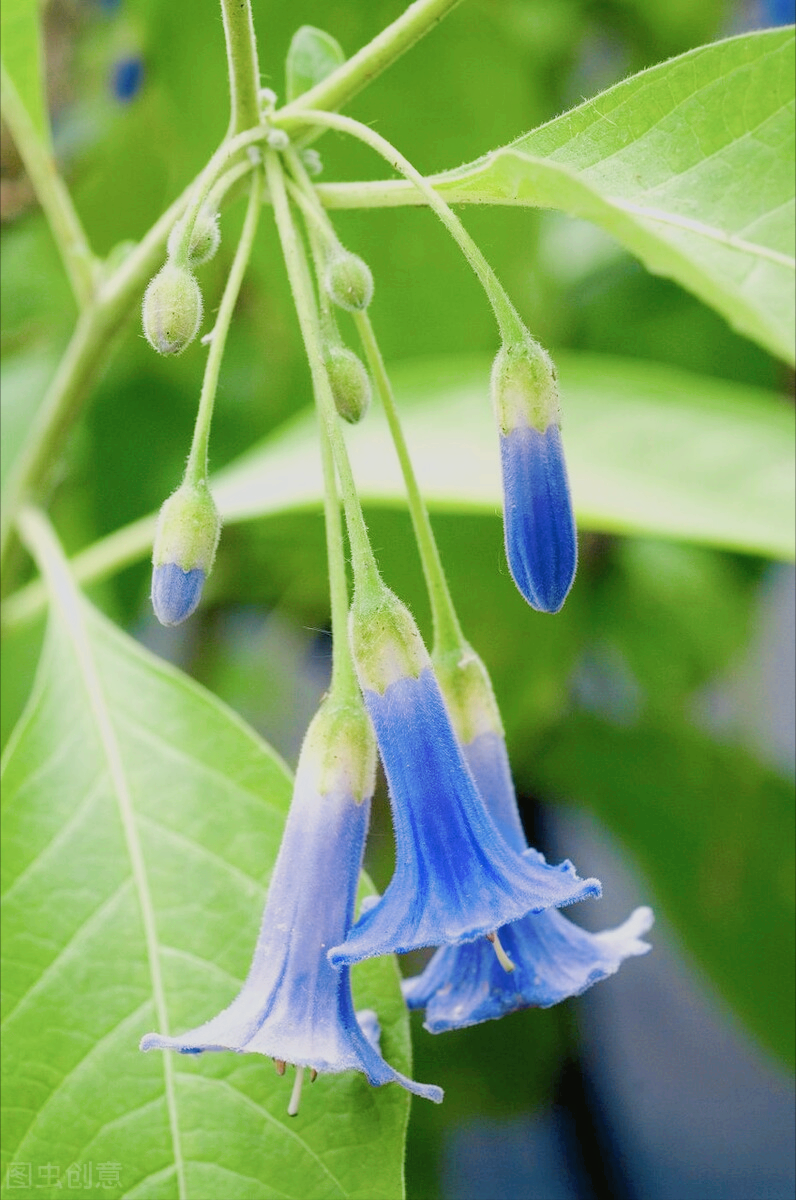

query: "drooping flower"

left=140, top=696, right=442, bottom=1111
left=402, top=665, right=654, bottom=1032
left=492, top=340, right=577, bottom=613
left=329, top=587, right=601, bottom=969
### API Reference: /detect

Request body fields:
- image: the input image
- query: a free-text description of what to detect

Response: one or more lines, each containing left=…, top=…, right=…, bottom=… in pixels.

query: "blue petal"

left=151, top=563, right=205, bottom=626
left=500, top=423, right=577, bottom=613
left=141, top=748, right=441, bottom=1103
left=329, top=670, right=600, bottom=966
left=403, top=905, right=654, bottom=1031
left=402, top=728, right=653, bottom=1031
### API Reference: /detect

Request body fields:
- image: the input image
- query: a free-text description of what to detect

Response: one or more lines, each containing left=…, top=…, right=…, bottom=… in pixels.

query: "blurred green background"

left=2, top=2, right=794, bottom=1197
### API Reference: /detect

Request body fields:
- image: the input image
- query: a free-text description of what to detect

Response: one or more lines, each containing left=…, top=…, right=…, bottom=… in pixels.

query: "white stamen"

left=287, top=1065, right=305, bottom=1117
left=486, top=930, right=515, bottom=973
left=200, top=329, right=215, bottom=345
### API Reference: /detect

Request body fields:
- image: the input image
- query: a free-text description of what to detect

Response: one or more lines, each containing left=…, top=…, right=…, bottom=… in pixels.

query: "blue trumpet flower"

left=492, top=341, right=577, bottom=613
left=330, top=592, right=601, bottom=968
left=141, top=699, right=442, bottom=1111
left=403, top=728, right=653, bottom=1032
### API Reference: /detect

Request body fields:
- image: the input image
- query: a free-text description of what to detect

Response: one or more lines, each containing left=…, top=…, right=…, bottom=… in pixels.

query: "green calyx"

left=432, top=642, right=504, bottom=746
left=301, top=693, right=377, bottom=805
left=349, top=581, right=429, bottom=694
left=491, top=338, right=560, bottom=435
left=152, top=479, right=221, bottom=573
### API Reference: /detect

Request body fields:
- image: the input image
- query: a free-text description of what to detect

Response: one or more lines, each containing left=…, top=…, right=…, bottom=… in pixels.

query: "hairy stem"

left=284, top=148, right=468, bottom=659
left=265, top=150, right=380, bottom=599
left=185, top=167, right=264, bottom=485
left=276, top=109, right=527, bottom=347
left=220, top=0, right=262, bottom=136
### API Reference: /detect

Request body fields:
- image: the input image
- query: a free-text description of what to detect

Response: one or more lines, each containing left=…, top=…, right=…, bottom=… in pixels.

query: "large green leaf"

left=323, top=30, right=796, bottom=364
left=1, top=516, right=412, bottom=1200
left=0, top=0, right=49, bottom=146
left=210, top=354, right=794, bottom=560
left=533, top=714, right=795, bottom=1068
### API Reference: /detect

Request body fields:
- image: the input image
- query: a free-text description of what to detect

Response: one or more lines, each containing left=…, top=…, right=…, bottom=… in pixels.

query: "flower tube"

left=141, top=697, right=442, bottom=1110
left=403, top=654, right=654, bottom=1032
left=329, top=587, right=601, bottom=969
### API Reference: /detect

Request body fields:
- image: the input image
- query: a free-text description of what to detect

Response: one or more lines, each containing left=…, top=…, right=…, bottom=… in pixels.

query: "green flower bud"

left=151, top=480, right=221, bottom=626
left=325, top=346, right=371, bottom=424
left=168, top=210, right=221, bottom=268
left=324, top=248, right=374, bottom=312
left=142, top=263, right=203, bottom=356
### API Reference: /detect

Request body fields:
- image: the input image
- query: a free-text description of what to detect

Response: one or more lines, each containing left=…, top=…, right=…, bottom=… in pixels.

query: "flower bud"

left=142, top=264, right=203, bottom=355
left=151, top=480, right=221, bottom=626
left=324, top=249, right=374, bottom=312
left=349, top=582, right=429, bottom=694
left=325, top=346, right=371, bottom=424
left=491, top=341, right=576, bottom=614
left=168, top=210, right=221, bottom=268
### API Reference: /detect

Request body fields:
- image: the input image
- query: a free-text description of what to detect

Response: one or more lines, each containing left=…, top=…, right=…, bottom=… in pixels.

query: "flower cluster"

left=140, top=38, right=652, bottom=1115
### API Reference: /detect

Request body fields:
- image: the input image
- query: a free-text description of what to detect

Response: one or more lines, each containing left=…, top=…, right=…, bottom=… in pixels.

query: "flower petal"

left=329, top=670, right=600, bottom=967
left=500, top=423, right=577, bottom=613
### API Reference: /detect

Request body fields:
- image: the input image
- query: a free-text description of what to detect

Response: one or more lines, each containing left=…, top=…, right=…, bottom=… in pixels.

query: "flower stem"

left=0, top=64, right=98, bottom=310
left=219, top=0, right=261, bottom=136
left=274, top=109, right=528, bottom=348
left=285, top=147, right=468, bottom=661
left=184, top=166, right=263, bottom=486
left=318, top=412, right=358, bottom=702
left=264, top=150, right=381, bottom=602
left=274, top=0, right=462, bottom=126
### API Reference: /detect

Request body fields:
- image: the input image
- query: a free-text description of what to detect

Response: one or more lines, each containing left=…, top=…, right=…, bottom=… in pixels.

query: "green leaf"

left=534, top=715, right=795, bottom=1068
left=1, top=519, right=412, bottom=1199
left=0, top=0, right=49, bottom=146
left=286, top=26, right=346, bottom=104
left=348, top=30, right=795, bottom=364
left=211, top=354, right=795, bottom=561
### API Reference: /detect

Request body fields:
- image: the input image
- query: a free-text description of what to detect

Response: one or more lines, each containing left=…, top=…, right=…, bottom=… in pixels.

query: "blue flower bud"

left=142, top=263, right=203, bottom=356
left=151, top=481, right=220, bottom=626
left=491, top=342, right=577, bottom=613
left=324, top=248, right=374, bottom=312
left=325, top=346, right=371, bottom=424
